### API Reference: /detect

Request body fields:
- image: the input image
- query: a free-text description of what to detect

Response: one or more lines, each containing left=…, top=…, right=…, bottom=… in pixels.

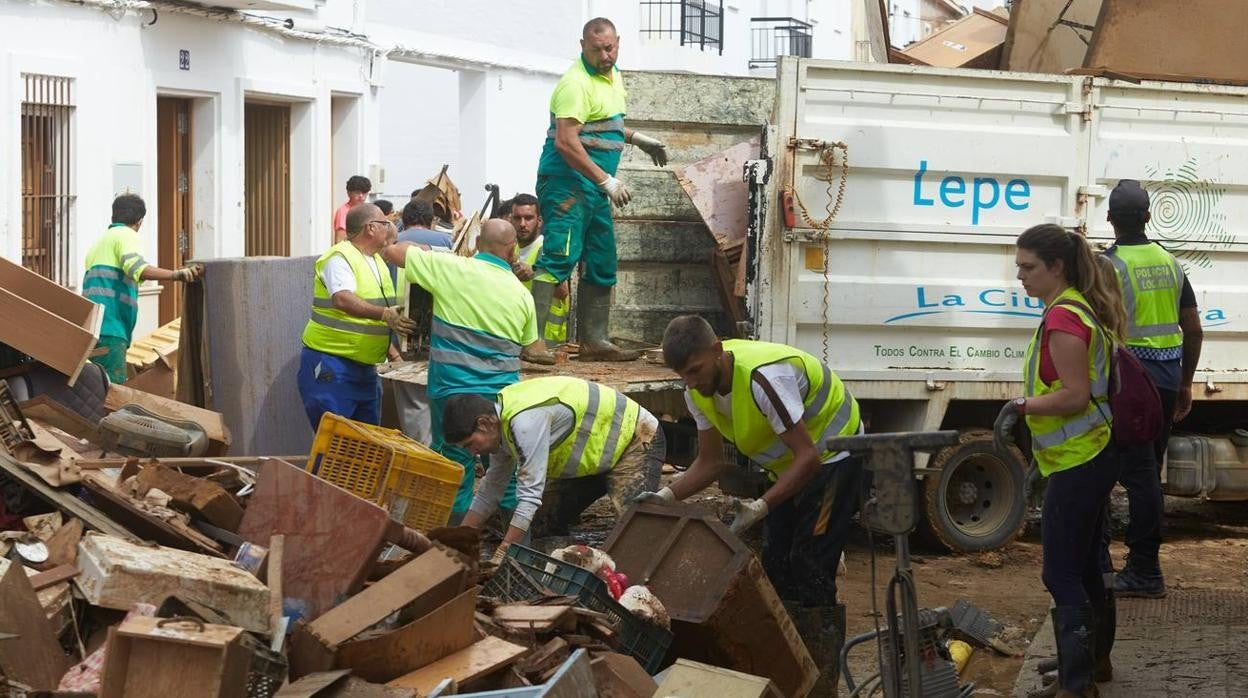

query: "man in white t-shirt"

left=299, top=203, right=414, bottom=428
left=638, top=314, right=865, bottom=696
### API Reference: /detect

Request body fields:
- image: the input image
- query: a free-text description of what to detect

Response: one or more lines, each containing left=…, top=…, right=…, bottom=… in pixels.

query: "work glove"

left=993, top=398, right=1024, bottom=455
left=632, top=486, right=676, bottom=506
left=597, top=176, right=631, bottom=207
left=728, top=497, right=769, bottom=535
left=489, top=542, right=511, bottom=566
left=173, top=264, right=204, bottom=282
left=630, top=132, right=668, bottom=167
left=381, top=306, right=418, bottom=335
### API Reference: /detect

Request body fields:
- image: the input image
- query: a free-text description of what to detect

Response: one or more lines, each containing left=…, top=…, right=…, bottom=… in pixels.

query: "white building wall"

left=1, top=0, right=376, bottom=336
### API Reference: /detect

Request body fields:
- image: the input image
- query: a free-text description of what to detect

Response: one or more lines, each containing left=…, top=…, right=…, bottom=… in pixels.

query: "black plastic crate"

left=505, top=545, right=672, bottom=673
left=482, top=556, right=548, bottom=603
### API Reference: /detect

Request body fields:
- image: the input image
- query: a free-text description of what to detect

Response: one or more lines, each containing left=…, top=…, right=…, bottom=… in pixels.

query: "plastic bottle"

left=948, top=639, right=973, bottom=675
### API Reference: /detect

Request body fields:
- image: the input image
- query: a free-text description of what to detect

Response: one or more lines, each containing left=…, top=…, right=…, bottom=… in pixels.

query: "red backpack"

left=1048, top=299, right=1164, bottom=447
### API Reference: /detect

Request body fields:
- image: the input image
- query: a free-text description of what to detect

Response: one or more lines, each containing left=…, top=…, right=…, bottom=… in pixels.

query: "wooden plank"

left=41, top=516, right=84, bottom=568
left=238, top=459, right=396, bottom=621
left=0, top=286, right=97, bottom=386
left=591, top=652, right=658, bottom=698
left=104, top=383, right=231, bottom=455
left=492, top=605, right=575, bottom=633
left=20, top=395, right=101, bottom=442
left=384, top=636, right=528, bottom=692
left=81, top=473, right=226, bottom=557
left=336, top=587, right=478, bottom=683
left=274, top=670, right=351, bottom=697
left=99, top=616, right=250, bottom=698
left=0, top=255, right=97, bottom=326
left=135, top=463, right=243, bottom=531
left=0, top=451, right=131, bottom=538
left=654, top=659, right=782, bottom=698
left=29, top=563, right=78, bottom=591
left=269, top=534, right=285, bottom=637
left=0, top=561, right=72, bottom=689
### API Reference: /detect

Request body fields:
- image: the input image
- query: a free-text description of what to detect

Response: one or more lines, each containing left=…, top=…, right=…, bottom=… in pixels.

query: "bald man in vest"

left=441, top=376, right=664, bottom=561
left=639, top=315, right=865, bottom=696
left=529, top=17, right=669, bottom=362
left=382, top=219, right=553, bottom=521
left=299, top=203, right=414, bottom=429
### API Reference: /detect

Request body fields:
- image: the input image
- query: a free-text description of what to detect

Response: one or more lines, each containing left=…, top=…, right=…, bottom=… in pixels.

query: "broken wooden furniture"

left=0, top=562, right=72, bottom=690
left=98, top=616, right=250, bottom=698
left=0, top=255, right=102, bottom=385
left=604, top=503, right=817, bottom=697
left=654, top=659, right=783, bottom=698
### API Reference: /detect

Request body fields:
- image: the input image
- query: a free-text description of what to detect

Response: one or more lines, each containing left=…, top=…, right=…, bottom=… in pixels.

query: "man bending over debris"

left=84, top=194, right=203, bottom=383
left=442, top=376, right=664, bottom=561
left=641, top=314, right=866, bottom=695
left=299, top=203, right=411, bottom=428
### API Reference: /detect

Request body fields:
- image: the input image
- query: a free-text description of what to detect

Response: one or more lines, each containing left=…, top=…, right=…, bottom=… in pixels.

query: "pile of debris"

left=889, top=0, right=1248, bottom=87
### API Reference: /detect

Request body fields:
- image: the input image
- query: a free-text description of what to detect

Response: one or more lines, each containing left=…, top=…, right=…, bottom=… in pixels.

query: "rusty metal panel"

left=1001, top=0, right=1100, bottom=73
left=675, top=138, right=758, bottom=248
left=604, top=503, right=816, bottom=698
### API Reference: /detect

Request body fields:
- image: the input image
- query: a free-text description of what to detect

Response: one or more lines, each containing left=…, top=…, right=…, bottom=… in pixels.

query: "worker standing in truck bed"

left=640, top=315, right=865, bottom=696
left=530, top=17, right=668, bottom=362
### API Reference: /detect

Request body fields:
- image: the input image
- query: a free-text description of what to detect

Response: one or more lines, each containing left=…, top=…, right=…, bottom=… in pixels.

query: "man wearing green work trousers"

left=83, top=194, right=203, bottom=383
left=531, top=16, right=669, bottom=362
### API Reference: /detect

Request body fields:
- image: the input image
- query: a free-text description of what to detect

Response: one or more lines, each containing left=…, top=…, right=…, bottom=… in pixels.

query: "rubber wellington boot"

left=1092, top=574, right=1116, bottom=682
left=1029, top=606, right=1098, bottom=698
left=785, top=602, right=845, bottom=697
left=520, top=280, right=557, bottom=365
left=575, top=282, right=639, bottom=362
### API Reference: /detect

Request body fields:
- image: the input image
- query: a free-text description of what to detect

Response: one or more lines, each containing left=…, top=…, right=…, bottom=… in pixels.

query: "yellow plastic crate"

left=306, top=413, right=463, bottom=529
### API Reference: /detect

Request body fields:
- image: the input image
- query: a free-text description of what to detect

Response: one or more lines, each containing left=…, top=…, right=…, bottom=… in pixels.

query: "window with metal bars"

left=640, top=0, right=724, bottom=54
left=20, top=74, right=75, bottom=286
left=750, top=17, right=813, bottom=69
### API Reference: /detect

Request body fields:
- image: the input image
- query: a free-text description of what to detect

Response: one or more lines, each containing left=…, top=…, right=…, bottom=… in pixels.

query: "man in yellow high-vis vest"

left=642, top=315, right=865, bottom=696
left=1101, top=180, right=1204, bottom=599
left=298, top=203, right=415, bottom=429
left=510, top=193, right=569, bottom=345
left=441, top=376, right=664, bottom=560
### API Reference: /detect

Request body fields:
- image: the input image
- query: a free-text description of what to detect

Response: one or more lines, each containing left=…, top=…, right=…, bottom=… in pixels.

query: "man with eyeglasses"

left=299, top=202, right=415, bottom=429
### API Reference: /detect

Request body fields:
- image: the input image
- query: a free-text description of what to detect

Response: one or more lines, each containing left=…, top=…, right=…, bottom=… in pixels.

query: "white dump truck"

left=388, top=58, right=1248, bottom=552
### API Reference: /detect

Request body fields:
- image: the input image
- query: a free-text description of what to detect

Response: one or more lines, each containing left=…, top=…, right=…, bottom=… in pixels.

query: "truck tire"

left=919, top=430, right=1026, bottom=553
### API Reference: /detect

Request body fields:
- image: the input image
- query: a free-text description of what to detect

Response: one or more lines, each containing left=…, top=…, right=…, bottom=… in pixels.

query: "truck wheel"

left=919, top=430, right=1026, bottom=553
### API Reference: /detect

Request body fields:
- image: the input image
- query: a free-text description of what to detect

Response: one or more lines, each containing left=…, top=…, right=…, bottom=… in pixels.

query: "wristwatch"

left=1012, top=397, right=1027, bottom=414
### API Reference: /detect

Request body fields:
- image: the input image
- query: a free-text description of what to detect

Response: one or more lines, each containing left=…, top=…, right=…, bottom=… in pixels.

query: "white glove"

left=630, top=132, right=668, bottom=167
left=489, top=542, right=511, bottom=565
left=632, top=486, right=676, bottom=506
left=597, top=176, right=631, bottom=207
left=728, top=498, right=769, bottom=535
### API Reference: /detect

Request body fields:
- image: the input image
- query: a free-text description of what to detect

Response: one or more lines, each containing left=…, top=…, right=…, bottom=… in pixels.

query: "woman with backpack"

left=994, top=223, right=1129, bottom=698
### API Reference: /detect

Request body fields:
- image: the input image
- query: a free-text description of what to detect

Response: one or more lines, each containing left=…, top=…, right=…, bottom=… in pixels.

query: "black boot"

left=1052, top=605, right=1098, bottom=697
left=1092, top=574, right=1116, bottom=683
left=1114, top=561, right=1165, bottom=599
left=786, top=602, right=845, bottom=697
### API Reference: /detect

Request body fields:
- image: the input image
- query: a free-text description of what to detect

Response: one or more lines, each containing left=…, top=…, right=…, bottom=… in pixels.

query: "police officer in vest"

left=1102, top=180, right=1203, bottom=598
left=299, top=203, right=414, bottom=429
left=441, top=376, right=664, bottom=561
left=382, top=219, right=553, bottom=522
left=642, top=315, right=865, bottom=696
left=530, top=17, right=669, bottom=362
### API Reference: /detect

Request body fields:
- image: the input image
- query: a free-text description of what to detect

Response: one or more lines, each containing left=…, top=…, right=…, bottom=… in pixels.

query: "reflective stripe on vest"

left=301, top=240, right=396, bottom=364
left=688, top=340, right=861, bottom=479
left=545, top=115, right=626, bottom=153
left=499, top=376, right=640, bottom=479
left=518, top=238, right=569, bottom=343
left=431, top=317, right=522, bottom=374
left=1103, top=244, right=1184, bottom=348
left=1022, top=288, right=1112, bottom=477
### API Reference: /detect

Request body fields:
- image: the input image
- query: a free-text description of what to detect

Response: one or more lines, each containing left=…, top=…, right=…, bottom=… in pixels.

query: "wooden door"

left=156, top=97, right=192, bottom=324
left=244, top=102, right=291, bottom=256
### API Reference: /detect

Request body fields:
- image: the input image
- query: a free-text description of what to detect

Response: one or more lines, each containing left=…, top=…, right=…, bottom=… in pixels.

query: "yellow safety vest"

left=688, top=339, right=860, bottom=479
left=301, top=240, right=396, bottom=365
left=517, top=238, right=569, bottom=344
left=1103, top=242, right=1185, bottom=353
left=1023, top=287, right=1112, bottom=477
left=499, top=376, right=640, bottom=479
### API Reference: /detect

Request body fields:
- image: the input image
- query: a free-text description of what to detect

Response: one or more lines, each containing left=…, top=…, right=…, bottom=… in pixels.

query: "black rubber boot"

left=785, top=603, right=845, bottom=697
left=520, top=280, right=557, bottom=365
left=575, top=282, right=639, bottom=362
left=1092, top=573, right=1116, bottom=682
left=1052, top=605, right=1099, bottom=697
